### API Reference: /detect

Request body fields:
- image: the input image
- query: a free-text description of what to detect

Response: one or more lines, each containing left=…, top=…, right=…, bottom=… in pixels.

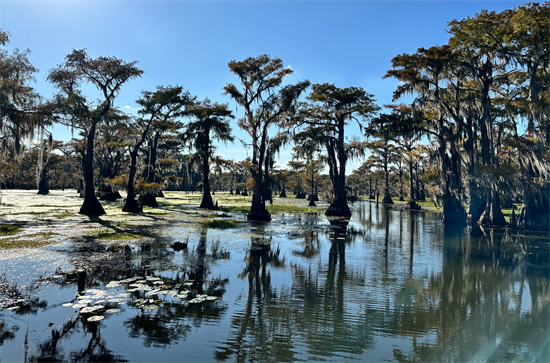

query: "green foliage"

left=135, top=179, right=166, bottom=194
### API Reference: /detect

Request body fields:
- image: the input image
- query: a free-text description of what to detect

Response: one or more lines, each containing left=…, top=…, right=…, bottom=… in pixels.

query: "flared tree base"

left=325, top=199, right=352, bottom=218
left=247, top=206, right=271, bottom=221
left=97, top=183, right=121, bottom=201
left=513, top=204, right=548, bottom=231
left=79, top=196, right=106, bottom=216
left=478, top=201, right=507, bottom=227
left=308, top=194, right=319, bottom=202
left=405, top=200, right=421, bottom=210
left=139, top=192, right=158, bottom=207
left=308, top=199, right=316, bottom=207
left=122, top=198, right=143, bottom=213
left=200, top=193, right=217, bottom=210
left=442, top=193, right=466, bottom=224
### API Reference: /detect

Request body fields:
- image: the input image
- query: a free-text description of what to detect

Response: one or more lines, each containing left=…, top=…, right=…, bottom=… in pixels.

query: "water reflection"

left=1, top=202, right=548, bottom=362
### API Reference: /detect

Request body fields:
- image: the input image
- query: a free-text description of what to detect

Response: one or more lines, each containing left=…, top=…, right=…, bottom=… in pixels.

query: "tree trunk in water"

left=279, top=187, right=287, bottom=198
left=398, top=171, right=404, bottom=201
left=308, top=199, right=316, bottom=207
left=142, top=133, right=162, bottom=206
left=79, top=123, right=105, bottom=216
left=123, top=150, right=143, bottom=213
left=248, top=192, right=271, bottom=221
left=442, top=188, right=466, bottom=223
left=37, top=166, right=49, bottom=195
left=325, top=198, right=351, bottom=217
left=138, top=193, right=158, bottom=207
left=406, top=200, right=421, bottom=210
left=438, top=127, right=465, bottom=224
left=478, top=183, right=507, bottom=226
left=515, top=203, right=550, bottom=231
left=382, top=188, right=394, bottom=204
left=513, top=162, right=549, bottom=230
left=200, top=154, right=215, bottom=209
left=325, top=161, right=351, bottom=217
left=467, top=178, right=485, bottom=225
left=97, top=181, right=120, bottom=201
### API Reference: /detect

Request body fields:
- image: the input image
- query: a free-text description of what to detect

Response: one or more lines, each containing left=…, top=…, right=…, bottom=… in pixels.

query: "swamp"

left=0, top=190, right=548, bottom=362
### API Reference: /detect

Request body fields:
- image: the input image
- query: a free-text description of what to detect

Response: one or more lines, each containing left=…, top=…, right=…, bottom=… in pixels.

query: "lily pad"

left=87, top=315, right=104, bottom=322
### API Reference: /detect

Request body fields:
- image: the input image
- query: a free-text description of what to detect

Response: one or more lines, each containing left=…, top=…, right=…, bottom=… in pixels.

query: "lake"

left=1, top=201, right=548, bottom=362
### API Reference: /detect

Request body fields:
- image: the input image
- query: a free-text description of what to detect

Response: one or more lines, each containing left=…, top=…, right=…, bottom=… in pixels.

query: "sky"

left=0, top=0, right=529, bottom=171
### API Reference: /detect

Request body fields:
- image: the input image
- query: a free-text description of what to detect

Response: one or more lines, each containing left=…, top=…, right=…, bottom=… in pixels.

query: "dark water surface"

left=1, top=202, right=549, bottom=362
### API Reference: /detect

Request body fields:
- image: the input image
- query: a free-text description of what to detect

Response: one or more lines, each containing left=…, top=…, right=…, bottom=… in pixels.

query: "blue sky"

left=1, top=0, right=527, bottom=170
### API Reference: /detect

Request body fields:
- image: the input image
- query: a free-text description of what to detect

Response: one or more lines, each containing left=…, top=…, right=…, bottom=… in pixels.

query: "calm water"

left=1, top=202, right=549, bottom=362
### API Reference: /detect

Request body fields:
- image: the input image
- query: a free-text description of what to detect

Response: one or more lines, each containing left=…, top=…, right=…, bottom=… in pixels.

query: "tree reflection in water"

left=18, top=229, right=230, bottom=360
left=1, top=203, right=548, bottom=362
left=215, top=220, right=377, bottom=362
left=124, top=229, right=229, bottom=347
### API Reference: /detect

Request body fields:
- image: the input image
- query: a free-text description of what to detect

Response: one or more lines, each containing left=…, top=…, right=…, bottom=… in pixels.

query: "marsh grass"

left=10, top=211, right=49, bottom=216
left=54, top=211, right=75, bottom=219
left=30, top=204, right=67, bottom=208
left=88, top=229, right=148, bottom=240
left=267, top=204, right=318, bottom=213
left=0, top=231, right=58, bottom=249
left=201, top=220, right=240, bottom=229
left=0, top=224, right=23, bottom=236
left=219, top=205, right=250, bottom=214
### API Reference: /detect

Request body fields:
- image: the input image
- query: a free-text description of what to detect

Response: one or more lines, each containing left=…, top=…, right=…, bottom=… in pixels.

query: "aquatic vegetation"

left=200, top=220, right=239, bottom=229
left=266, top=204, right=318, bottom=213
left=218, top=205, right=250, bottom=214
left=10, top=211, right=49, bottom=216
left=0, top=273, right=28, bottom=309
left=0, top=224, right=23, bottom=236
left=54, top=211, right=76, bottom=219
left=88, top=229, right=148, bottom=240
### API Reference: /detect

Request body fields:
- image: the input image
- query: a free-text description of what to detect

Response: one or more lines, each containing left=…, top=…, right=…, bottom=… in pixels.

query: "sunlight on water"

left=1, top=202, right=548, bottom=362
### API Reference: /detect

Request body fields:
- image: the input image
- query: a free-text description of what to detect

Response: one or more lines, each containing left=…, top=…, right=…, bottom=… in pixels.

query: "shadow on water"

left=1, top=201, right=548, bottom=362
left=1, top=228, right=231, bottom=362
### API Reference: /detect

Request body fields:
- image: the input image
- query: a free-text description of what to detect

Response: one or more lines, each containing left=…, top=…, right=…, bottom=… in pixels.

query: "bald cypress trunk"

left=437, top=119, right=465, bottom=223
left=325, top=119, right=351, bottom=217
left=248, top=191, right=271, bottom=221
left=79, top=123, right=105, bottom=216
left=199, top=152, right=215, bottom=210
left=37, top=166, right=49, bottom=195
left=122, top=149, right=142, bottom=213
